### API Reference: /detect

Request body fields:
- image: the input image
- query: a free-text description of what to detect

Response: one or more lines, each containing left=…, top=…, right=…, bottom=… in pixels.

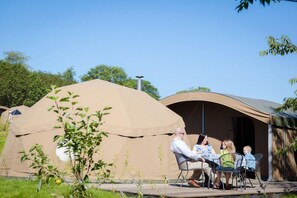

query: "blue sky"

left=1, top=0, right=296, bottom=103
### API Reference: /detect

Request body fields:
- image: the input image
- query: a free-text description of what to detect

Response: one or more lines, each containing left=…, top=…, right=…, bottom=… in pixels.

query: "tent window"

left=11, top=109, right=22, bottom=115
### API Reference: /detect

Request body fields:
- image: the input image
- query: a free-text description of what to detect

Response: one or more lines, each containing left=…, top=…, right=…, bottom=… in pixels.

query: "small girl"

left=214, top=139, right=236, bottom=190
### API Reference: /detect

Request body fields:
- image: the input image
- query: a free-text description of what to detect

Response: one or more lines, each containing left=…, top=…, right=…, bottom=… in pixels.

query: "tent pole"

left=283, top=128, right=287, bottom=180
left=268, top=124, right=273, bottom=181
left=202, top=103, right=205, bottom=134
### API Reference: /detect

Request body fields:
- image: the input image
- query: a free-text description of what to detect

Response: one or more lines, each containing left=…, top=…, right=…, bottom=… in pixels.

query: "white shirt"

left=170, top=138, right=202, bottom=161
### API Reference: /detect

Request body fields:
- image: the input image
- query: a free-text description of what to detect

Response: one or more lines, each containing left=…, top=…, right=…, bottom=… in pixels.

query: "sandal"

left=214, top=183, right=220, bottom=189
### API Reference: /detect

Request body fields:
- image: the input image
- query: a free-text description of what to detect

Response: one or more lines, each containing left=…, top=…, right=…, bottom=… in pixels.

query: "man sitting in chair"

left=170, top=128, right=212, bottom=188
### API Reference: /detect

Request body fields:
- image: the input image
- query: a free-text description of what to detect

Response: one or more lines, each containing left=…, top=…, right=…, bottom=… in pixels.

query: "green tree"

left=81, top=64, right=127, bottom=85
left=0, top=60, right=32, bottom=107
left=81, top=65, right=160, bottom=100
left=0, top=51, right=77, bottom=107
left=34, top=70, right=76, bottom=89
left=235, top=0, right=297, bottom=152
left=259, top=35, right=297, bottom=113
left=3, top=51, right=29, bottom=65
left=123, top=78, right=160, bottom=100
left=22, top=72, right=47, bottom=107
left=176, top=87, right=211, bottom=94
left=59, top=66, right=77, bottom=85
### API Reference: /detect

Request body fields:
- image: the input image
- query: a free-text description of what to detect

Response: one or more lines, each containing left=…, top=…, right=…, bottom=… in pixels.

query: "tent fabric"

left=161, top=92, right=297, bottom=129
left=0, top=79, right=185, bottom=180
left=11, top=80, right=184, bottom=137
left=0, top=105, right=29, bottom=125
left=0, top=130, right=196, bottom=180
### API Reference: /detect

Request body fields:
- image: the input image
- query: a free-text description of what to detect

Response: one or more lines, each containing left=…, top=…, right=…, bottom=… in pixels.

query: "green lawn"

left=0, top=177, right=122, bottom=198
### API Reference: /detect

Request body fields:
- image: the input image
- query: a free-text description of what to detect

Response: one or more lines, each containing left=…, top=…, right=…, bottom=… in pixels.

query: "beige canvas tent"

left=0, top=106, right=9, bottom=120
left=0, top=79, right=185, bottom=181
left=0, top=105, right=29, bottom=125
left=161, top=92, right=297, bottom=181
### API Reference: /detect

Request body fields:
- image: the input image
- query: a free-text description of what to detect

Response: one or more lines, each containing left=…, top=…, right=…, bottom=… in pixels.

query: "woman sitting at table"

left=192, top=134, right=216, bottom=160
left=192, top=134, right=218, bottom=185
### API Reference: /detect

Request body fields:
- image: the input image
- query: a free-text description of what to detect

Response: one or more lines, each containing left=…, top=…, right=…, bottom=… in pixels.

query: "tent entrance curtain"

left=233, top=117, right=255, bottom=154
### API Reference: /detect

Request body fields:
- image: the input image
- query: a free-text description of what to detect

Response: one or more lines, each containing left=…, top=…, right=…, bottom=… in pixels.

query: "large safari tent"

left=160, top=92, right=297, bottom=181
left=0, top=80, right=185, bottom=181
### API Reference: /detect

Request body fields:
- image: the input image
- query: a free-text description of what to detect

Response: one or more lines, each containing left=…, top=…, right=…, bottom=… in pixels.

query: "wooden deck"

left=96, top=179, right=297, bottom=197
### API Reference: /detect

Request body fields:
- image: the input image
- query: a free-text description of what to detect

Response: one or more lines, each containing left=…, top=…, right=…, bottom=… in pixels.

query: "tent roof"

left=11, top=79, right=184, bottom=137
left=224, top=94, right=296, bottom=117
left=0, top=106, right=9, bottom=111
left=161, top=92, right=297, bottom=128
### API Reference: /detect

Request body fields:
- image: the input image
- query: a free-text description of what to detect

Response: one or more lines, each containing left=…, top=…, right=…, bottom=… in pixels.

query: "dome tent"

left=0, top=79, right=185, bottom=181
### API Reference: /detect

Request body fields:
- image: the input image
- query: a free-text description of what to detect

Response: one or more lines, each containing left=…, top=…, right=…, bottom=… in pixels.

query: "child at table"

left=214, top=139, right=236, bottom=190
left=242, top=145, right=255, bottom=170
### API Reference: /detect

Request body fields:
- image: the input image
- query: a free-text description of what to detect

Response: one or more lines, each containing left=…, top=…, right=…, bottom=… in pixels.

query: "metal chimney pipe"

left=136, top=75, right=144, bottom=91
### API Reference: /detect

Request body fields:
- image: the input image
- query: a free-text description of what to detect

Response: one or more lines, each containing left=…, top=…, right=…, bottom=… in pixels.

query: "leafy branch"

left=20, top=144, right=64, bottom=191
left=235, top=0, right=280, bottom=12
left=260, top=35, right=297, bottom=56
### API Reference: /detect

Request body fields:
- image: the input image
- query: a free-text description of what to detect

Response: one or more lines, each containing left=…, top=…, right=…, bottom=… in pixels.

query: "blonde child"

left=243, top=146, right=255, bottom=170
left=214, top=139, right=236, bottom=190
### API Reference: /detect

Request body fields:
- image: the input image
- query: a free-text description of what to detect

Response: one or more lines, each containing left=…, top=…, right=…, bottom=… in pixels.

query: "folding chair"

left=245, top=153, right=263, bottom=188
left=215, top=153, right=245, bottom=191
left=173, top=152, right=207, bottom=188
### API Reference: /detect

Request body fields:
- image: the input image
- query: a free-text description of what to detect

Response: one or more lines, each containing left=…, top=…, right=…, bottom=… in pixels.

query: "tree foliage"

left=0, top=51, right=77, bottom=107
left=275, top=78, right=297, bottom=112
left=235, top=0, right=279, bottom=12
left=176, top=87, right=211, bottom=94
left=0, top=51, right=160, bottom=107
left=20, top=144, right=64, bottom=192
left=0, top=60, right=32, bottom=107
left=81, top=64, right=127, bottom=85
left=59, top=66, right=77, bottom=85
left=235, top=0, right=297, bottom=12
left=260, top=35, right=297, bottom=56
left=259, top=35, right=297, bottom=115
left=235, top=0, right=297, bottom=153
left=81, top=64, right=160, bottom=100
left=3, top=51, right=29, bottom=65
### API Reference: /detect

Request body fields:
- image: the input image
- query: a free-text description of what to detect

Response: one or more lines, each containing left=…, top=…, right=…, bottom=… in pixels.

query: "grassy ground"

left=0, top=177, right=122, bottom=198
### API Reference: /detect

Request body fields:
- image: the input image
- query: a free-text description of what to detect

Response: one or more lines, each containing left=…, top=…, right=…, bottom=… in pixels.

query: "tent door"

left=232, top=117, right=255, bottom=154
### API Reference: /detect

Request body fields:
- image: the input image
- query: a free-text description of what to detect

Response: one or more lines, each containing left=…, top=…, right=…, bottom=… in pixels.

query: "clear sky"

left=1, top=0, right=296, bottom=103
